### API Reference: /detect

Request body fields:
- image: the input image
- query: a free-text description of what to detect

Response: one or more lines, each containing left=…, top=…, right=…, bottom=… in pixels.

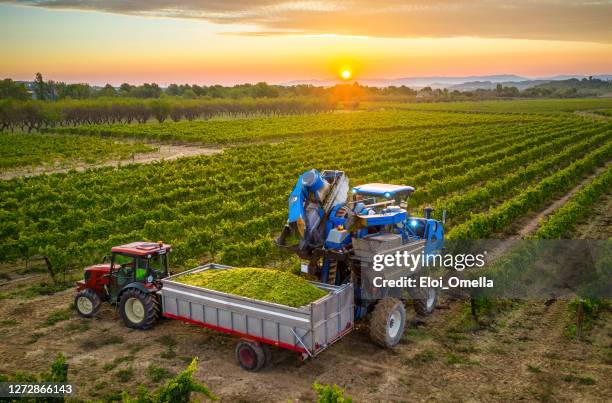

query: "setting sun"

left=341, top=69, right=352, bottom=80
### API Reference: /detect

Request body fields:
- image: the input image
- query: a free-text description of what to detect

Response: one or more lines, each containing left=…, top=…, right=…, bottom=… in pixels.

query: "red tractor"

left=74, top=241, right=171, bottom=330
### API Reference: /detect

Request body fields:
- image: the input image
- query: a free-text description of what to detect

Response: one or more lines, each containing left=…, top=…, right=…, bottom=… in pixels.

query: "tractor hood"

left=84, top=263, right=113, bottom=273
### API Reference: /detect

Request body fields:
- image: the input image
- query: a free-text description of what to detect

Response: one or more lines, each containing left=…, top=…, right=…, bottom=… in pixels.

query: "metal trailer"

left=160, top=264, right=355, bottom=371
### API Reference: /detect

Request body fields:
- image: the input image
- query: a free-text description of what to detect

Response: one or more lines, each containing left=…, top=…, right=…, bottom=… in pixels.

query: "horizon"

left=8, top=72, right=612, bottom=88
left=1, top=1, right=612, bottom=85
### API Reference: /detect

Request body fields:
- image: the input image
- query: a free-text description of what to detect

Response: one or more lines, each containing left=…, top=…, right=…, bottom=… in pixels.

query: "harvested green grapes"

left=177, top=268, right=328, bottom=307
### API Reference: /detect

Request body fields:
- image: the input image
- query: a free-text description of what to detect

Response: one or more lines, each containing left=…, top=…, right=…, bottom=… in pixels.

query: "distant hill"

left=523, top=77, right=612, bottom=97
left=283, top=74, right=612, bottom=90
left=448, top=80, right=552, bottom=91
left=283, top=75, right=529, bottom=88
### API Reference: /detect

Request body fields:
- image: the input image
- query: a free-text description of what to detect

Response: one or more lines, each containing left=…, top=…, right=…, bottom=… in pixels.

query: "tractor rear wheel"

left=410, top=287, right=438, bottom=316
left=75, top=289, right=101, bottom=318
left=119, top=288, right=159, bottom=330
left=235, top=340, right=266, bottom=371
left=369, top=297, right=406, bottom=348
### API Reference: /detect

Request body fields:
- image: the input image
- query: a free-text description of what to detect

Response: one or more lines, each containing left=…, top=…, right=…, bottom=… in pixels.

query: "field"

left=0, top=133, right=155, bottom=171
left=0, top=98, right=610, bottom=401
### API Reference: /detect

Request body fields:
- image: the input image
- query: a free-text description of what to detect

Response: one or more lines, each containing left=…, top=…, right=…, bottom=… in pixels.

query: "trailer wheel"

left=119, top=288, right=159, bottom=330
left=411, top=287, right=438, bottom=316
left=75, top=289, right=101, bottom=318
left=369, top=297, right=406, bottom=348
left=235, top=341, right=266, bottom=371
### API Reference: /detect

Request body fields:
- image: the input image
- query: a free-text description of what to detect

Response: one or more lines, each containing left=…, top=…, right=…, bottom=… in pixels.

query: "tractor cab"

left=109, top=242, right=170, bottom=283
left=75, top=241, right=171, bottom=329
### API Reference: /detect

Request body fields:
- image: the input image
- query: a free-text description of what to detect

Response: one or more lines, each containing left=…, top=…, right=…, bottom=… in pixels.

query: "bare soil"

left=0, top=143, right=222, bottom=180
left=573, top=191, right=612, bottom=239
left=0, top=289, right=610, bottom=402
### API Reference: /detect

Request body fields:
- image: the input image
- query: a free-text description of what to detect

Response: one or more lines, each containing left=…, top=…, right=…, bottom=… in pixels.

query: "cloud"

left=3, top=0, right=612, bottom=42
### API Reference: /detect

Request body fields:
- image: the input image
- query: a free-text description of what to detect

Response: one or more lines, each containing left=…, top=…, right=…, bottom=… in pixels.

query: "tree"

left=98, top=84, right=117, bottom=97
left=0, top=79, right=30, bottom=100
left=34, top=72, right=46, bottom=100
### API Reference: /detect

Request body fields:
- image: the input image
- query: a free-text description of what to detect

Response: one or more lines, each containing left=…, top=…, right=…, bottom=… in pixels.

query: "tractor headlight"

left=147, top=275, right=154, bottom=283
left=384, top=192, right=391, bottom=198
left=410, top=220, right=418, bottom=227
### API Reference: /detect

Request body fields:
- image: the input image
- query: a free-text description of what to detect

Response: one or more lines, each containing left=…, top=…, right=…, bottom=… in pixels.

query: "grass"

left=563, top=374, right=596, bottom=385
left=103, top=356, right=134, bottom=371
left=155, top=335, right=177, bottom=349
left=527, top=364, right=541, bottom=373
left=115, top=367, right=135, bottom=383
left=146, top=363, right=174, bottom=382
left=64, top=320, right=91, bottom=333
left=411, top=350, right=436, bottom=365
left=42, top=308, right=71, bottom=327
left=80, top=334, right=124, bottom=349
left=160, top=349, right=177, bottom=359
left=445, top=352, right=479, bottom=366
left=1, top=281, right=74, bottom=300
left=402, top=327, right=430, bottom=343
left=26, top=332, right=45, bottom=345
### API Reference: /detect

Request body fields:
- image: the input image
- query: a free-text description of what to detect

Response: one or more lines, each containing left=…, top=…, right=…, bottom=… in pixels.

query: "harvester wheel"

left=235, top=340, right=266, bottom=371
left=369, top=297, right=406, bottom=348
left=119, top=288, right=159, bottom=330
left=74, top=289, right=101, bottom=318
left=410, top=287, right=438, bottom=316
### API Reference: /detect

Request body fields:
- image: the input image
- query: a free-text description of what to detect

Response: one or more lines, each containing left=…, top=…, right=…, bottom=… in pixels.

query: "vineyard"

left=0, top=132, right=155, bottom=170
left=43, top=109, right=534, bottom=144
left=0, top=100, right=610, bottom=401
left=1, top=109, right=610, bottom=273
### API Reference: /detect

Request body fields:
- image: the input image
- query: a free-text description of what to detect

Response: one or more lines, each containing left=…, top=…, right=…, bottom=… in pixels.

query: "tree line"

left=0, top=97, right=336, bottom=132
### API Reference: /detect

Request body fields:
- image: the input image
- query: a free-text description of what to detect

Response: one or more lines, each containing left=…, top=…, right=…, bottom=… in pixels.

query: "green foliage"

left=0, top=352, right=68, bottom=384
left=449, top=140, right=612, bottom=239
left=47, top=109, right=527, bottom=144
left=146, top=363, right=173, bottom=383
left=42, top=308, right=71, bottom=327
left=0, top=132, right=155, bottom=170
left=178, top=268, right=327, bottom=307
left=564, top=298, right=607, bottom=339
left=0, top=109, right=609, bottom=277
left=312, top=383, right=352, bottom=403
left=535, top=165, right=612, bottom=238
left=121, top=358, right=216, bottom=402
left=116, top=367, right=135, bottom=383
left=1, top=97, right=336, bottom=132
left=0, top=78, right=30, bottom=100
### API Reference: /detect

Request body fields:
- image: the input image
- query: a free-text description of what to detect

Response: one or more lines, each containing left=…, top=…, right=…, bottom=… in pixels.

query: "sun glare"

left=341, top=69, right=351, bottom=80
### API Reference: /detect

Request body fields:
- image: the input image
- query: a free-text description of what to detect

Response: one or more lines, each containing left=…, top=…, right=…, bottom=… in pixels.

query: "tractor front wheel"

left=369, top=297, right=406, bottom=348
left=119, top=288, right=159, bottom=330
left=75, top=289, right=101, bottom=318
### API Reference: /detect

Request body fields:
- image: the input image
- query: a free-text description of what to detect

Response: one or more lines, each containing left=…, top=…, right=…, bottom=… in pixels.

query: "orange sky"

left=1, top=1, right=611, bottom=85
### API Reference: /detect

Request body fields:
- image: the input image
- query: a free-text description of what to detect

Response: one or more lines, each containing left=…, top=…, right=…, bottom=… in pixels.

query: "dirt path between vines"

left=0, top=143, right=222, bottom=180
left=515, top=163, right=610, bottom=238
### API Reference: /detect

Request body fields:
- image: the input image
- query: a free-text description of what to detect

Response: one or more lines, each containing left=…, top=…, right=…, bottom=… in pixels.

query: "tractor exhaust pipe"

left=424, top=207, right=434, bottom=219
